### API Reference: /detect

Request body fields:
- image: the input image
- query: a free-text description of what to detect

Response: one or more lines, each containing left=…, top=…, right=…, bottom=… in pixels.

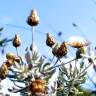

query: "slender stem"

left=57, top=58, right=76, bottom=68
left=16, top=48, right=19, bottom=57
left=54, top=58, right=59, bottom=66
left=32, top=26, right=34, bottom=58
left=54, top=58, right=76, bottom=69
left=80, top=63, right=92, bottom=76
left=41, top=58, right=76, bottom=74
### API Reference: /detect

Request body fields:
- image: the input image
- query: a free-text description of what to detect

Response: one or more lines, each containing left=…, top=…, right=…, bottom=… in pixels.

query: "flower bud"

left=52, top=42, right=67, bottom=58
left=46, top=33, right=55, bottom=47
left=13, top=34, right=21, bottom=48
left=27, top=9, right=39, bottom=26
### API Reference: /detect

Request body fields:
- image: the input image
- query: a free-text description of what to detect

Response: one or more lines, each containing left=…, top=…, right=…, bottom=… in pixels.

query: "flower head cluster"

left=46, top=33, right=68, bottom=58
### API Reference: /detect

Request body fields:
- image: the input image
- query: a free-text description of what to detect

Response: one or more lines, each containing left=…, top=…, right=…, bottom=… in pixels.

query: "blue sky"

left=0, top=0, right=96, bottom=93
left=0, top=0, right=96, bottom=54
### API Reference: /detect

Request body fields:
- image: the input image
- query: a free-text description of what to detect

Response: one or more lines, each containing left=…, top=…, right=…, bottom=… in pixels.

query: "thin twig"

left=41, top=58, right=76, bottom=73
left=80, top=63, right=92, bottom=76
left=55, top=58, right=76, bottom=68
left=54, top=58, right=59, bottom=66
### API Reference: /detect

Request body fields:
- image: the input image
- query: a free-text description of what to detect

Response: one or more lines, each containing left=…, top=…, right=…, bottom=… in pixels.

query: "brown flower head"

left=6, top=52, right=15, bottom=60
left=0, top=64, right=9, bottom=80
left=6, top=52, right=20, bottom=66
left=52, top=42, right=67, bottom=58
left=13, top=34, right=21, bottom=48
left=68, top=36, right=89, bottom=48
left=27, top=9, right=39, bottom=26
left=5, top=60, right=14, bottom=68
left=68, top=41, right=89, bottom=48
left=29, top=79, right=46, bottom=94
left=46, top=33, right=55, bottom=48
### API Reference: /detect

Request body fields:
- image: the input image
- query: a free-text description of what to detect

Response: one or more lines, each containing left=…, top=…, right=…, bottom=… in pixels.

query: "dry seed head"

left=68, top=36, right=90, bottom=48
left=27, top=9, right=39, bottom=26
left=0, top=64, right=9, bottom=80
left=13, top=34, right=21, bottom=48
left=29, top=79, right=46, bottom=94
left=6, top=52, right=15, bottom=60
left=6, top=53, right=16, bottom=67
left=52, top=42, right=67, bottom=58
left=68, top=41, right=89, bottom=48
left=6, top=52, right=20, bottom=64
left=5, top=59, right=14, bottom=68
left=46, top=33, right=55, bottom=47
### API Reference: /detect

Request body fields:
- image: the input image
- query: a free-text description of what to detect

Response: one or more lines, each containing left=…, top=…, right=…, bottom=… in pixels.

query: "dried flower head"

left=13, top=34, right=21, bottom=48
left=52, top=42, right=67, bottom=58
left=68, top=36, right=89, bottom=48
left=29, top=79, right=46, bottom=94
left=5, top=60, right=14, bottom=68
left=0, top=64, right=9, bottom=81
left=46, top=33, right=55, bottom=47
left=6, top=52, right=20, bottom=64
left=27, top=9, right=39, bottom=26
left=6, top=52, right=15, bottom=60
left=68, top=41, right=88, bottom=48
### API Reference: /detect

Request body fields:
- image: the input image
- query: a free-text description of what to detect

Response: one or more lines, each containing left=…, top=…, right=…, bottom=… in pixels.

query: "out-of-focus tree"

left=0, top=27, right=12, bottom=54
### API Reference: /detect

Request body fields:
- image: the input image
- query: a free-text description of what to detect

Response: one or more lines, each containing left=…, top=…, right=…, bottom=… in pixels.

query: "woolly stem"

left=32, top=26, right=34, bottom=58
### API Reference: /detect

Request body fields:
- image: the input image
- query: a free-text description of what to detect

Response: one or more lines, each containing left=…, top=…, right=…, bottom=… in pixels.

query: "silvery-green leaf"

left=25, top=50, right=31, bottom=64
left=42, top=62, right=51, bottom=71
left=80, top=61, right=84, bottom=69
left=80, top=72, right=87, bottom=78
left=43, top=69, right=56, bottom=81
left=38, top=57, right=44, bottom=64
left=32, top=51, right=39, bottom=61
